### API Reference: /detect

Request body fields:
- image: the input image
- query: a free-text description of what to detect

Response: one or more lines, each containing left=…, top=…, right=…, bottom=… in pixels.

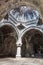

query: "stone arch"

left=21, top=28, right=43, bottom=58
left=0, top=24, right=18, bottom=58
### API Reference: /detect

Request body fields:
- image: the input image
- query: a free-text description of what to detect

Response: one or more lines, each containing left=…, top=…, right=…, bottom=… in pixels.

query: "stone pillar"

left=16, top=44, right=21, bottom=58
left=16, top=38, right=22, bottom=58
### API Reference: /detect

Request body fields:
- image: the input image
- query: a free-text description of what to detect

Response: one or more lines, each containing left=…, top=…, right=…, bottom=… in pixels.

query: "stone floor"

left=0, top=58, right=43, bottom=65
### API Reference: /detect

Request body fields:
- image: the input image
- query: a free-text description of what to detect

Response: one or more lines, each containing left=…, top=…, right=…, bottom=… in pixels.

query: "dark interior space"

left=0, top=25, right=18, bottom=58
left=21, top=29, right=43, bottom=58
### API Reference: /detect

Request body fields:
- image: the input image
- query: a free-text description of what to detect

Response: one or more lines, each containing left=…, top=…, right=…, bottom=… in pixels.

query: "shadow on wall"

left=0, top=25, right=18, bottom=58
left=21, top=29, right=43, bottom=58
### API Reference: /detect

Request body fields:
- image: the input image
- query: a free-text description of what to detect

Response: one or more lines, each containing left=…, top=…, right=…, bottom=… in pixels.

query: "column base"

left=16, top=55, right=21, bottom=58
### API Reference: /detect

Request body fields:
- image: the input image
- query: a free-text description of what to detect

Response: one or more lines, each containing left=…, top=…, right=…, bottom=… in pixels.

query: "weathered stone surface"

left=0, top=58, right=43, bottom=65
left=0, top=25, right=18, bottom=57
left=21, top=29, right=43, bottom=57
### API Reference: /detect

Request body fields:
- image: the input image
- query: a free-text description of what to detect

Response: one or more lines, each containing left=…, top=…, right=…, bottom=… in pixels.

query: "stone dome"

left=10, top=5, right=40, bottom=23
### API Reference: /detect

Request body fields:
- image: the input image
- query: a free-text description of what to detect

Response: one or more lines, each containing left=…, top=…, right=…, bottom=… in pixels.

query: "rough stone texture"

left=0, top=25, right=18, bottom=57
left=0, top=58, right=43, bottom=65
left=21, top=29, right=43, bottom=57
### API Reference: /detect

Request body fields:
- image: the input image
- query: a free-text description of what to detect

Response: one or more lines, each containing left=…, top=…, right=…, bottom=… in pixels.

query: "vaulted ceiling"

left=0, top=0, right=43, bottom=21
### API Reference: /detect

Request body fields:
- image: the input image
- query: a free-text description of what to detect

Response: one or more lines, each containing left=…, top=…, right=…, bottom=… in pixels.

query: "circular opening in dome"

left=0, top=25, right=18, bottom=58
left=21, top=29, right=43, bottom=58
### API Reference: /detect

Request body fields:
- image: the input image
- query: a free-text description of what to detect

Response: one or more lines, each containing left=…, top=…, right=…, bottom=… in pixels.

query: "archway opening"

left=0, top=25, right=18, bottom=58
left=21, top=29, right=43, bottom=58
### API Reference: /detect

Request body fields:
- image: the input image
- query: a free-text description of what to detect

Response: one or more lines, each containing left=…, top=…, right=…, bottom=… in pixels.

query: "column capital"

left=16, top=38, right=22, bottom=46
left=17, top=43, right=22, bottom=47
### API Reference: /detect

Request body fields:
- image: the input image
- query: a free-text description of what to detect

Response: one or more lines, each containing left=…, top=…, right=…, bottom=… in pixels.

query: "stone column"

left=16, top=44, right=21, bottom=58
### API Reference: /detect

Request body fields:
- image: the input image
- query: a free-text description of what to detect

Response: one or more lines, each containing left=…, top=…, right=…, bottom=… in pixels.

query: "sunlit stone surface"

left=0, top=58, right=43, bottom=65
